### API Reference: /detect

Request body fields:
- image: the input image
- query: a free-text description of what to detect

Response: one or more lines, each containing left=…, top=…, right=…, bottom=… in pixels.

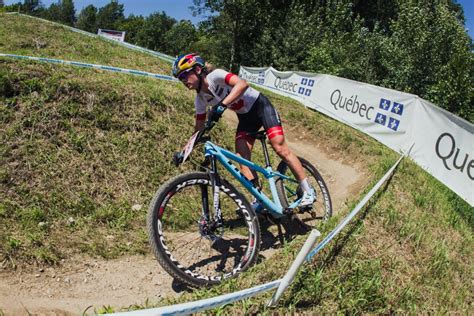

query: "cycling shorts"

left=236, top=94, right=284, bottom=143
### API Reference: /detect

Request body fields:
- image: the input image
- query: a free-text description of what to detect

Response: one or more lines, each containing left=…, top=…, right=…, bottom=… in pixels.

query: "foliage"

left=132, top=11, right=176, bottom=51
left=7, top=0, right=469, bottom=120
left=163, top=20, right=198, bottom=56
left=95, top=0, right=124, bottom=30
left=44, top=0, right=75, bottom=26
left=76, top=4, right=97, bottom=33
left=189, top=0, right=472, bottom=121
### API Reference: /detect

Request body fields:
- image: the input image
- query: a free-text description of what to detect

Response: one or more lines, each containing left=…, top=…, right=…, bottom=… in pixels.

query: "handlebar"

left=173, top=104, right=226, bottom=166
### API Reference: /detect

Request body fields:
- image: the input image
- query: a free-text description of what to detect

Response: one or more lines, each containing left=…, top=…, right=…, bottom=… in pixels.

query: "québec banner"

left=239, top=66, right=473, bottom=206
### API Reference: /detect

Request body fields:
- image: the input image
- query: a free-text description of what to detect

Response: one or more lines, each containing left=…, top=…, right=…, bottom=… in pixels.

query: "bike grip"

left=173, top=151, right=184, bottom=166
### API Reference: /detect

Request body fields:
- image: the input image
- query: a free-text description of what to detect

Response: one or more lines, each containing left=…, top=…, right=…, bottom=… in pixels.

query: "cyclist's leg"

left=257, top=94, right=306, bottom=181
left=235, top=131, right=256, bottom=180
left=258, top=94, right=314, bottom=205
left=235, top=106, right=262, bottom=183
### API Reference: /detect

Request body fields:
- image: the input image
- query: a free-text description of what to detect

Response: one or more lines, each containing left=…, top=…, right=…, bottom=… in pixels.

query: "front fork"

left=199, top=155, right=223, bottom=239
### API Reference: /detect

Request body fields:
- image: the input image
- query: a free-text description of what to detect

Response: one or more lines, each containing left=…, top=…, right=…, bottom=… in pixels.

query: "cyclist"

left=172, top=53, right=315, bottom=207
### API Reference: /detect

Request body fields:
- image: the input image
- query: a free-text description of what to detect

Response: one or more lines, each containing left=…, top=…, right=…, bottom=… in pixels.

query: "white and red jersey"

left=194, top=69, right=260, bottom=120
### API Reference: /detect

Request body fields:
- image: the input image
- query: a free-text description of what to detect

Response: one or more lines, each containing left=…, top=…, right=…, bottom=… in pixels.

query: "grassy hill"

left=0, top=13, right=472, bottom=314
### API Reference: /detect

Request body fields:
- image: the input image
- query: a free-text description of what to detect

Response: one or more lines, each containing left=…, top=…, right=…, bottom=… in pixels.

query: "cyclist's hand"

left=208, top=102, right=226, bottom=123
left=173, top=151, right=184, bottom=166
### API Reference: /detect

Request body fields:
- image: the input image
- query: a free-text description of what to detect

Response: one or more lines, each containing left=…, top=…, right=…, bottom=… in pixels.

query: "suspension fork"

left=209, top=155, right=223, bottom=225
left=200, top=155, right=222, bottom=225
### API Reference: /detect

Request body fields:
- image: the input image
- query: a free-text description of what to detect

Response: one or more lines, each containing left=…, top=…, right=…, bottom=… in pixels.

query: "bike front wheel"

left=147, top=172, right=261, bottom=288
left=275, top=157, right=332, bottom=229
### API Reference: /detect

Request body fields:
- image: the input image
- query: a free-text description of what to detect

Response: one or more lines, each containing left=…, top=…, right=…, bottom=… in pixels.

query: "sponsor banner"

left=240, top=66, right=473, bottom=206
left=98, top=28, right=126, bottom=42
left=411, top=99, right=473, bottom=205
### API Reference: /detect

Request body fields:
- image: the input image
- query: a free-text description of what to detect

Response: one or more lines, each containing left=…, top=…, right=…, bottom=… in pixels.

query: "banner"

left=239, top=66, right=473, bottom=206
left=98, top=29, right=126, bottom=42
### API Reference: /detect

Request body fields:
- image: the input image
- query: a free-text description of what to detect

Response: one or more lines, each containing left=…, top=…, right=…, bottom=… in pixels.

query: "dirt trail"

left=0, top=112, right=367, bottom=315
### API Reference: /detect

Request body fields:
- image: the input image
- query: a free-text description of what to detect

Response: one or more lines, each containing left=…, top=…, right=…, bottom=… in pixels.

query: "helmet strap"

left=194, top=68, right=203, bottom=94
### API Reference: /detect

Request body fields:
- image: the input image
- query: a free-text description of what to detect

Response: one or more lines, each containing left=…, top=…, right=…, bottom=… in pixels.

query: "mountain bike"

left=147, top=106, right=332, bottom=288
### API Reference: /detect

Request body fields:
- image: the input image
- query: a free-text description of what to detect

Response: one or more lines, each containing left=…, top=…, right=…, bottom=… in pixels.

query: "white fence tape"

left=2, top=12, right=175, bottom=63
left=268, top=229, right=321, bottom=306
left=0, top=53, right=178, bottom=82
left=306, top=154, right=404, bottom=261
left=109, top=279, right=281, bottom=316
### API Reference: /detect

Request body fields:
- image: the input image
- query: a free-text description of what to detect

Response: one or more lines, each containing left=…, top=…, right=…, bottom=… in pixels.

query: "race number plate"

left=182, top=131, right=199, bottom=163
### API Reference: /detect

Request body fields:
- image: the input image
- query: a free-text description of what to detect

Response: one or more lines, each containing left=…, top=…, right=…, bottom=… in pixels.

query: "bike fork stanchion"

left=267, top=229, right=321, bottom=307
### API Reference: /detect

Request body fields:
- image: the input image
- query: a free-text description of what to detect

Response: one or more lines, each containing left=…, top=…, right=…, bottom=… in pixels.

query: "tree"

left=134, top=11, right=176, bottom=52
left=96, top=0, right=125, bottom=30
left=382, top=2, right=472, bottom=120
left=22, top=0, right=42, bottom=14
left=117, top=14, right=145, bottom=44
left=59, top=0, right=75, bottom=26
left=76, top=5, right=97, bottom=33
left=163, top=20, right=198, bottom=55
left=192, top=0, right=269, bottom=71
left=43, top=0, right=75, bottom=26
left=0, top=1, right=4, bottom=8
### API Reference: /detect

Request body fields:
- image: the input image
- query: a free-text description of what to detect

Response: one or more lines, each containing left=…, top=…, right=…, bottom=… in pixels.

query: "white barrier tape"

left=0, top=53, right=178, bottom=82
left=306, top=154, right=404, bottom=261
left=2, top=12, right=175, bottom=63
left=267, top=229, right=321, bottom=307
left=109, top=279, right=282, bottom=316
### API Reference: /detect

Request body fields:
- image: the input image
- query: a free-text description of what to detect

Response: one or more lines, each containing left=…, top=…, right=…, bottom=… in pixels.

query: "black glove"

left=173, top=151, right=184, bottom=166
left=208, top=102, right=226, bottom=123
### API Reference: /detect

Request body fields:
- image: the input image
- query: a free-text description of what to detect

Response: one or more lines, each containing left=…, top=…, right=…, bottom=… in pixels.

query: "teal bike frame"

left=204, top=137, right=302, bottom=218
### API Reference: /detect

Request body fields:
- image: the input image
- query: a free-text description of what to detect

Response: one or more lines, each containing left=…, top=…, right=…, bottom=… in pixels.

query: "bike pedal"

left=298, top=205, right=313, bottom=213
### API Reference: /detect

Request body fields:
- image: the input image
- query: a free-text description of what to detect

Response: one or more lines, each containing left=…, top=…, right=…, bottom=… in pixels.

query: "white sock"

left=300, top=178, right=311, bottom=192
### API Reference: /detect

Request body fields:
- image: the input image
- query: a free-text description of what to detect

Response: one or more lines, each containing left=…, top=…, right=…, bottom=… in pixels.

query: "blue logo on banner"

left=258, top=71, right=265, bottom=84
left=380, top=98, right=391, bottom=110
left=391, top=102, right=404, bottom=115
left=388, top=117, right=400, bottom=131
left=375, top=113, right=387, bottom=126
left=376, top=98, right=405, bottom=132
left=299, top=77, right=314, bottom=96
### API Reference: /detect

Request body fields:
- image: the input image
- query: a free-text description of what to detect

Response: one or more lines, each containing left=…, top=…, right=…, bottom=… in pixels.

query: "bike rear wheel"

left=276, top=157, right=332, bottom=230
left=147, top=172, right=260, bottom=288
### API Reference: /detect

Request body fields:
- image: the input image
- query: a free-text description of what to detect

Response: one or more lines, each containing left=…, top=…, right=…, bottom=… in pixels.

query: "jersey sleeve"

left=207, top=69, right=238, bottom=86
left=194, top=95, right=207, bottom=121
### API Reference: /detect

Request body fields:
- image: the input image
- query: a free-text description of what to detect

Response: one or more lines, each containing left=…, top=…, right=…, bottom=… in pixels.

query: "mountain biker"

left=172, top=53, right=315, bottom=207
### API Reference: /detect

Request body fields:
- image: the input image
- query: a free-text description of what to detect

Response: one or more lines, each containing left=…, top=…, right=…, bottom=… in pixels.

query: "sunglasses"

left=178, top=69, right=193, bottom=81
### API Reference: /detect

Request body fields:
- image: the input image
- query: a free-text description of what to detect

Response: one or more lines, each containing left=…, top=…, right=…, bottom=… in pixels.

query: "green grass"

left=0, top=12, right=472, bottom=314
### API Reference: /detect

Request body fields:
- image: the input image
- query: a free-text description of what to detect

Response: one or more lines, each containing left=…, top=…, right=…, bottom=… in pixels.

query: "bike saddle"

left=248, top=130, right=267, bottom=140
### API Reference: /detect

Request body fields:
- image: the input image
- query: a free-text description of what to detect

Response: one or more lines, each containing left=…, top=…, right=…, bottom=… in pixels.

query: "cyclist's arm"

left=194, top=96, right=207, bottom=132
left=220, top=74, right=249, bottom=106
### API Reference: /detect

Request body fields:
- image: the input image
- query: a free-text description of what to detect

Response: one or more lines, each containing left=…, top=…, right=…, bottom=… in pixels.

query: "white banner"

left=239, top=66, right=473, bottom=206
left=98, top=28, right=126, bottom=42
